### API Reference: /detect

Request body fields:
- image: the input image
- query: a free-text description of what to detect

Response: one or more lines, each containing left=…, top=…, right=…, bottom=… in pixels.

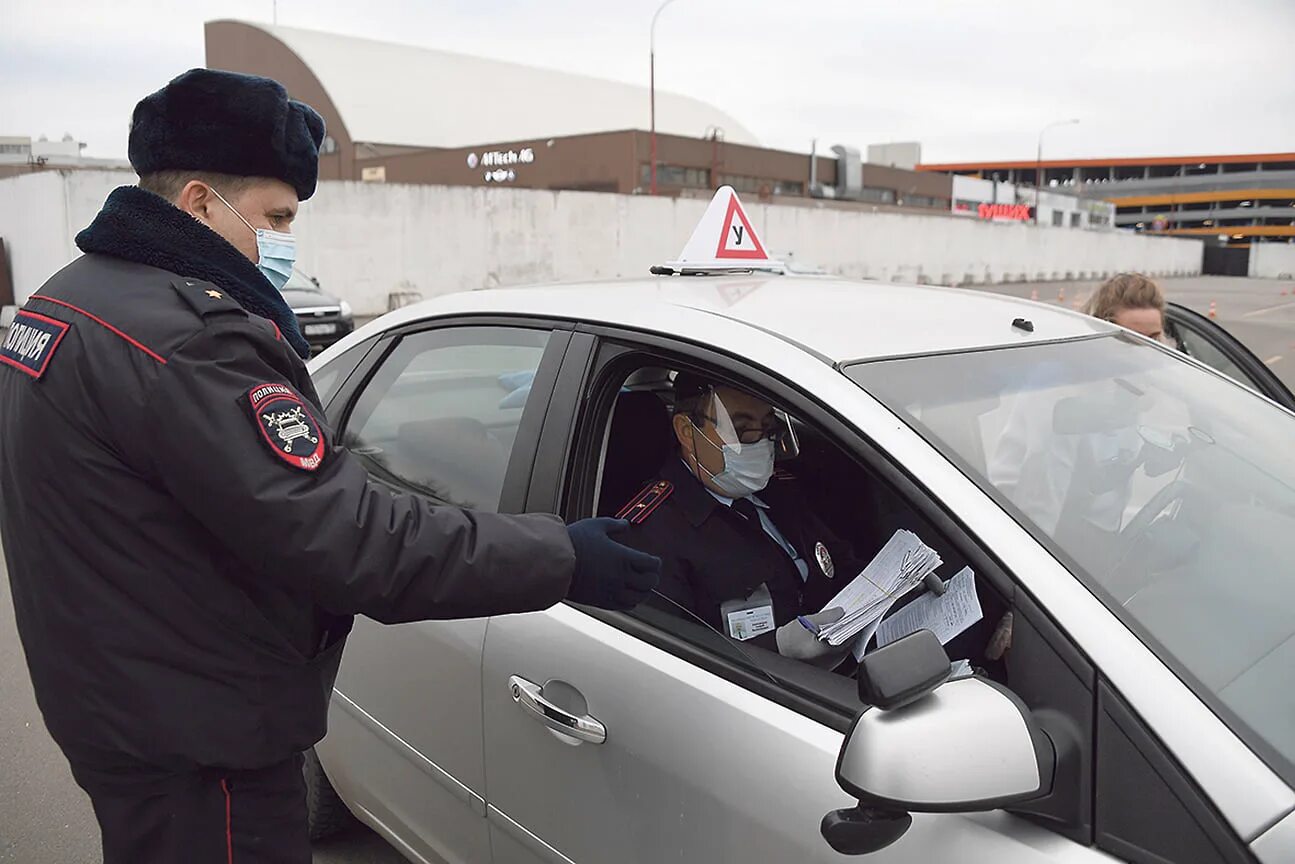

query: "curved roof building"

left=205, top=20, right=759, bottom=183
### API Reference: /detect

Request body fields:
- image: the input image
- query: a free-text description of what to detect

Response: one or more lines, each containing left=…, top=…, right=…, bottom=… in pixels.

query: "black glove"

left=565, top=518, right=662, bottom=610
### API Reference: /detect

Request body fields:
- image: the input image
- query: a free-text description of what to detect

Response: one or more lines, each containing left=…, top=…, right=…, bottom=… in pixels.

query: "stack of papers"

left=876, top=566, right=982, bottom=648
left=816, top=530, right=942, bottom=647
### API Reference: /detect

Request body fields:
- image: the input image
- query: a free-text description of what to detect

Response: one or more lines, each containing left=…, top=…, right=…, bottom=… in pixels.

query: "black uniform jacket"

left=0, top=255, right=576, bottom=773
left=619, top=458, right=861, bottom=650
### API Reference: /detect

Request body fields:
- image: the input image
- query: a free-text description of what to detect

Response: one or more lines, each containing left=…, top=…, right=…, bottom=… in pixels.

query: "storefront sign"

left=479, top=148, right=535, bottom=167
left=469, top=147, right=537, bottom=184
left=977, top=203, right=1032, bottom=221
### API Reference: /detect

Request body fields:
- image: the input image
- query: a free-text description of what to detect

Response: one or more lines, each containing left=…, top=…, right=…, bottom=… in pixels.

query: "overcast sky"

left=3, top=0, right=1292, bottom=162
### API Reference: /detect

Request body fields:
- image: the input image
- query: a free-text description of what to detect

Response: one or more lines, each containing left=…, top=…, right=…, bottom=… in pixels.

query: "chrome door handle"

left=508, top=676, right=607, bottom=745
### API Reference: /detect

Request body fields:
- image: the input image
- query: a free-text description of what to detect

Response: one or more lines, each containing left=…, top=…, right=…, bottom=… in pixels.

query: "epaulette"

left=616, top=479, right=674, bottom=524
left=170, top=277, right=245, bottom=320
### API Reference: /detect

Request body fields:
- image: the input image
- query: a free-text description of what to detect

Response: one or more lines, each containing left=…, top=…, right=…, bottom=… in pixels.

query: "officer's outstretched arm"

left=139, top=324, right=576, bottom=623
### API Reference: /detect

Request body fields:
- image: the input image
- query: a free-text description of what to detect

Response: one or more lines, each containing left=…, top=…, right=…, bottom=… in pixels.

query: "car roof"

left=363, top=274, right=1114, bottom=364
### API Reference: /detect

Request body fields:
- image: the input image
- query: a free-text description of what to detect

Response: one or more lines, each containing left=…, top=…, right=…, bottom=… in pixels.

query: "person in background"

left=1083, top=272, right=1167, bottom=342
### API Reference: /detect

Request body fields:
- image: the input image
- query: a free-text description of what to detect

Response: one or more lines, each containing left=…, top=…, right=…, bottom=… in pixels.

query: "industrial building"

left=921, top=153, right=1295, bottom=246
left=0, top=135, right=130, bottom=180
left=204, top=20, right=964, bottom=215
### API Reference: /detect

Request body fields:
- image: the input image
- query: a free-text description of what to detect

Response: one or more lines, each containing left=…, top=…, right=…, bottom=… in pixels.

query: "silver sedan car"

left=303, top=272, right=1295, bottom=864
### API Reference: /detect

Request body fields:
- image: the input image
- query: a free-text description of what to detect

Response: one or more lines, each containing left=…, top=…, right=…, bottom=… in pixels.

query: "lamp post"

left=650, top=0, right=679, bottom=196
left=1035, top=118, right=1078, bottom=224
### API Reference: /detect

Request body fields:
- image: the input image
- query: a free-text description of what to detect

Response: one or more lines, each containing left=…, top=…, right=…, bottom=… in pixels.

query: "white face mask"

left=689, top=421, right=776, bottom=498
left=209, top=186, right=296, bottom=291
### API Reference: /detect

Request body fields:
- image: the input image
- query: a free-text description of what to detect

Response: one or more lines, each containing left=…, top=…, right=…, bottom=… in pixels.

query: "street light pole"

left=650, top=0, right=679, bottom=196
left=1035, top=118, right=1079, bottom=224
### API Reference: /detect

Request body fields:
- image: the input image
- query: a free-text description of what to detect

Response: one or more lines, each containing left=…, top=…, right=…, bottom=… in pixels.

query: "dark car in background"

left=284, top=269, right=354, bottom=351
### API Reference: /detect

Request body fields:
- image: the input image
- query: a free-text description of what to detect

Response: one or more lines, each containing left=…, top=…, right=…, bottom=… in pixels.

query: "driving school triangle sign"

left=715, top=194, right=767, bottom=259
left=667, top=186, right=784, bottom=272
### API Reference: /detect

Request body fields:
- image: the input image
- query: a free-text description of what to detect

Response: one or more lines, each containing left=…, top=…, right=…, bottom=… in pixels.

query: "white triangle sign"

left=667, top=186, right=784, bottom=272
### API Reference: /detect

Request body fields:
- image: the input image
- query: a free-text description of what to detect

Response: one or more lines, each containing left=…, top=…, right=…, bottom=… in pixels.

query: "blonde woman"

left=1083, top=272, right=1167, bottom=342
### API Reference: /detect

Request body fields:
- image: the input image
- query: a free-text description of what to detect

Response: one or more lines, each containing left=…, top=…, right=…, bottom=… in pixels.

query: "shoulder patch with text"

left=0, top=310, right=70, bottom=379
left=247, top=382, right=326, bottom=471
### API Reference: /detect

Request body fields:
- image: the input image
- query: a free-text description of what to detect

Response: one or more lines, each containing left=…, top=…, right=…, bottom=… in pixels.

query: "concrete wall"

left=2, top=170, right=1204, bottom=317
left=0, top=171, right=127, bottom=322
left=1249, top=243, right=1295, bottom=279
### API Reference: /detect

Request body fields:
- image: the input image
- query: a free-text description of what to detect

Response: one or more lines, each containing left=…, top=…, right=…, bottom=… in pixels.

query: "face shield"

left=691, top=386, right=801, bottom=458
left=684, top=386, right=789, bottom=498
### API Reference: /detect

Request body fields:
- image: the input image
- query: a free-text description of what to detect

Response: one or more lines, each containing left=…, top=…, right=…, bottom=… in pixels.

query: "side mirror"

left=822, top=632, right=1055, bottom=856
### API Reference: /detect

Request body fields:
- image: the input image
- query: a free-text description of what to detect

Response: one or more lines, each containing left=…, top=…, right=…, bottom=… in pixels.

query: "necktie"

left=731, top=498, right=763, bottom=535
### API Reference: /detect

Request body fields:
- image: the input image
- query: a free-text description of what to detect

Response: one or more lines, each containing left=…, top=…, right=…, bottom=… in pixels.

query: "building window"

left=1071, top=212, right=1081, bottom=228
left=903, top=194, right=942, bottom=209
left=715, top=174, right=804, bottom=197
left=1090, top=213, right=1110, bottom=227
left=857, top=187, right=897, bottom=204
left=642, top=164, right=711, bottom=189
left=1052, top=210, right=1065, bottom=227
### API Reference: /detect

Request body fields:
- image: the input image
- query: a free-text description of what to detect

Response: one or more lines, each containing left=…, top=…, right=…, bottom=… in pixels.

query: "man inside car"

left=618, top=373, right=859, bottom=663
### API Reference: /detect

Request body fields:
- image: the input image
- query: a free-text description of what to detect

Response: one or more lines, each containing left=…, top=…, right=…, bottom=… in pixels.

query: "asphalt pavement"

left=0, top=557, right=404, bottom=863
left=2, top=272, right=1293, bottom=862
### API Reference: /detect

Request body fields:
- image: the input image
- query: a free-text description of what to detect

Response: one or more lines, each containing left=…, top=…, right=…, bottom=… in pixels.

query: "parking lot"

left=1, top=273, right=1292, bottom=863
left=971, top=274, right=1295, bottom=391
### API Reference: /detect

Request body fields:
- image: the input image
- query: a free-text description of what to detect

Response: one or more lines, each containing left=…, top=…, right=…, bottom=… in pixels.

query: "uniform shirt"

left=620, top=458, right=859, bottom=650
left=701, top=480, right=811, bottom=582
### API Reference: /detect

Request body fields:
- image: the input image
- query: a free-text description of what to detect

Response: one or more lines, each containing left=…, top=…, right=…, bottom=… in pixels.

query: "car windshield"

left=846, top=333, right=1295, bottom=784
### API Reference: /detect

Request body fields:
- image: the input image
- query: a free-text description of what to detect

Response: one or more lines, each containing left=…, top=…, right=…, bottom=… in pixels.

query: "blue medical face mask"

left=210, top=186, right=297, bottom=291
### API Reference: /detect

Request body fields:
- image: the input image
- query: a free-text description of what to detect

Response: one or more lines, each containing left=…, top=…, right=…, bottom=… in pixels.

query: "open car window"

left=581, top=358, right=1009, bottom=718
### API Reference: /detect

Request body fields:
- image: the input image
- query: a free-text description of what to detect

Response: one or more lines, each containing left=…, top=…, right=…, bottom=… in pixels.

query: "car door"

left=312, top=320, right=571, bottom=864
left=479, top=331, right=1113, bottom=864
left=1165, top=301, right=1295, bottom=410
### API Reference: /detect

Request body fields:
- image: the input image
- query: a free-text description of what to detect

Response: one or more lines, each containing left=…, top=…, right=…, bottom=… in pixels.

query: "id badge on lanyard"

left=720, top=583, right=776, bottom=642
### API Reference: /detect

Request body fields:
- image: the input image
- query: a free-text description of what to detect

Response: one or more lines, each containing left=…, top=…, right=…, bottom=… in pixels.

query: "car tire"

left=303, top=747, right=354, bottom=840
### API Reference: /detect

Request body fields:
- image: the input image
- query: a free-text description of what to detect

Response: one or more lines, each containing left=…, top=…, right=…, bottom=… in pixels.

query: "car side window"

left=1171, top=320, right=1250, bottom=385
left=575, top=353, right=1010, bottom=719
left=310, top=336, right=379, bottom=422
left=343, top=326, right=550, bottom=511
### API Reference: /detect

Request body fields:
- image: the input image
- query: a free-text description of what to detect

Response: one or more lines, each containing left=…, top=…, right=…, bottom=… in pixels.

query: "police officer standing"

left=0, top=69, right=659, bottom=863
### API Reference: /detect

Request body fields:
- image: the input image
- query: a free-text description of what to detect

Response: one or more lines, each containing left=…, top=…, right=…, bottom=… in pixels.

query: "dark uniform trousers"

left=619, top=458, right=861, bottom=650
left=72, top=756, right=310, bottom=864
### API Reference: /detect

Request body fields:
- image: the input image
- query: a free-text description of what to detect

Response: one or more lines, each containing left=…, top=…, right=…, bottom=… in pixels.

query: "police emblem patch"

left=815, top=541, right=835, bottom=579
left=247, top=382, right=326, bottom=471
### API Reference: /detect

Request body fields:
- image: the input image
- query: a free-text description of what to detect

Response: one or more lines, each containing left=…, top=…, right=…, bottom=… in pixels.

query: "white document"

left=817, top=530, right=942, bottom=647
left=875, top=567, right=983, bottom=648
left=726, top=605, right=775, bottom=642
left=850, top=593, right=905, bottom=661
left=949, top=659, right=974, bottom=680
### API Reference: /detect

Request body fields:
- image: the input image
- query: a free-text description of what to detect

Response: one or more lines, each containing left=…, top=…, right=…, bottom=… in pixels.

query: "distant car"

left=283, top=269, right=354, bottom=351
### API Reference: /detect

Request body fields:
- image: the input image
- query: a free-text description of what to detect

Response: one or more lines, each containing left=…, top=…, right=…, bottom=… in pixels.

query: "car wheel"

left=303, top=746, right=354, bottom=840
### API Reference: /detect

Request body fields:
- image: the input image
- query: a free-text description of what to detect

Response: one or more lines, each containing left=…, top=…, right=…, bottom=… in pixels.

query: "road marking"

left=1242, top=301, right=1295, bottom=318
left=1265, top=355, right=1283, bottom=366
